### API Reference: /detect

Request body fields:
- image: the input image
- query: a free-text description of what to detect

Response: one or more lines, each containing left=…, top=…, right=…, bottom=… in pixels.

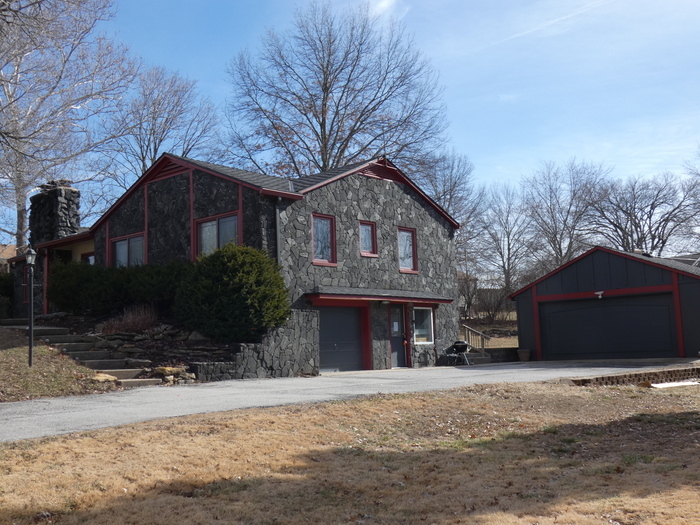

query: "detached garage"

left=510, top=247, right=700, bottom=360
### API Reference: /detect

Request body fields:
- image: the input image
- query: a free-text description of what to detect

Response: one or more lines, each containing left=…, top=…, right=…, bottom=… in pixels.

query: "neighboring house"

left=13, top=154, right=460, bottom=375
left=510, top=246, right=700, bottom=360
left=0, top=244, right=16, bottom=273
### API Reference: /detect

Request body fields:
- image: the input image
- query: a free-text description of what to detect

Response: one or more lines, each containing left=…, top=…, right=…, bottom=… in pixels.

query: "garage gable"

left=510, top=246, right=700, bottom=361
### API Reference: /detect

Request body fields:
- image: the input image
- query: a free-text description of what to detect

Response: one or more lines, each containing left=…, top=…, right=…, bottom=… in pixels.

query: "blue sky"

left=104, top=0, right=700, bottom=185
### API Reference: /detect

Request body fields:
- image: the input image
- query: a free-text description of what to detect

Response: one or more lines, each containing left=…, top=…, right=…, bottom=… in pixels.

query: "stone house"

left=13, top=154, right=460, bottom=376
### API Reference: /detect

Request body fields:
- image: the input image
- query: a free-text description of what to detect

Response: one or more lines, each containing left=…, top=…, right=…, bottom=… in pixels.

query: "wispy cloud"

left=473, top=0, right=610, bottom=53
left=370, top=0, right=411, bottom=19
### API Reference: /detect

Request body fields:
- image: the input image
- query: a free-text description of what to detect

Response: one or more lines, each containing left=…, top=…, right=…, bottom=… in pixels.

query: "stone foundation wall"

left=191, top=309, right=319, bottom=381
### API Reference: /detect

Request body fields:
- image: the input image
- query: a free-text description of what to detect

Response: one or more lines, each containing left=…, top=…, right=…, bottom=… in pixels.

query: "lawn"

left=0, top=327, right=117, bottom=402
left=1, top=380, right=698, bottom=524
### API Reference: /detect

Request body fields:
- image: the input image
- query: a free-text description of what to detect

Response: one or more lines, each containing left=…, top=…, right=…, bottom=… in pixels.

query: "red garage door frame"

left=530, top=276, right=685, bottom=360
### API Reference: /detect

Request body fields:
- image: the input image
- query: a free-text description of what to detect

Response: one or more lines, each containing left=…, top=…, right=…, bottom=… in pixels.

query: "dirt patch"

left=1, top=382, right=698, bottom=524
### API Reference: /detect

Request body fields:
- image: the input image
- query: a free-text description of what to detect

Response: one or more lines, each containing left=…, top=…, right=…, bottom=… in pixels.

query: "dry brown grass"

left=0, top=328, right=117, bottom=402
left=1, top=382, right=699, bottom=524
left=102, top=305, right=159, bottom=335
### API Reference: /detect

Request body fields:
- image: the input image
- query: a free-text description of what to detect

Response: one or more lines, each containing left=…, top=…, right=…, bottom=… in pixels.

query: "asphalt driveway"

left=2, top=359, right=697, bottom=443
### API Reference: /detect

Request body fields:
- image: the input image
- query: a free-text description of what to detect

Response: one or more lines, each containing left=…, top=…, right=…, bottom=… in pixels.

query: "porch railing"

left=461, top=324, right=491, bottom=352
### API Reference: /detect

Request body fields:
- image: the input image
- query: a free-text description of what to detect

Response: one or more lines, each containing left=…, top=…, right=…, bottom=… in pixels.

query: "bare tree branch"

left=225, top=1, right=446, bottom=177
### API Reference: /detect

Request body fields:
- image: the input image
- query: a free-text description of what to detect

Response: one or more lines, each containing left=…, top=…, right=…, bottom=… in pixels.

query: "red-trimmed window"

left=398, top=227, right=417, bottom=273
left=359, top=221, right=377, bottom=257
left=197, top=212, right=238, bottom=256
left=413, top=307, right=434, bottom=344
left=112, top=235, right=144, bottom=268
left=312, top=213, right=336, bottom=265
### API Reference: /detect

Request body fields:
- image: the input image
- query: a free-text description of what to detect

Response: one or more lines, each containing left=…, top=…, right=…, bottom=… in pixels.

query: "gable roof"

left=294, top=157, right=460, bottom=229
left=509, top=245, right=700, bottom=300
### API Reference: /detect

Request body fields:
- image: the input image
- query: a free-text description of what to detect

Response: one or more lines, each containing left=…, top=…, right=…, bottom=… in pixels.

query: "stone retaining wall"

left=570, top=367, right=700, bottom=386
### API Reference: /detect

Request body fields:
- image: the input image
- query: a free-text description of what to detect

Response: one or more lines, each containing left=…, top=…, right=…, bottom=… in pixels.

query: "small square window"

left=398, top=227, right=417, bottom=272
left=313, top=214, right=336, bottom=265
left=413, top=307, right=434, bottom=344
left=359, top=221, right=377, bottom=256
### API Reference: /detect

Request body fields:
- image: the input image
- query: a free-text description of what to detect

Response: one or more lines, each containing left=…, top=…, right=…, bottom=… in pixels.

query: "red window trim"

left=398, top=227, right=418, bottom=273
left=359, top=220, right=378, bottom=257
left=312, top=213, right=337, bottom=266
left=110, top=232, right=145, bottom=268
left=194, top=210, right=240, bottom=258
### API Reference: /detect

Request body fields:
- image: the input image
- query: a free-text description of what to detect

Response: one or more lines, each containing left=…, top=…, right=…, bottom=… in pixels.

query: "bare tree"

left=523, top=159, right=610, bottom=272
left=226, top=1, right=446, bottom=177
left=475, top=184, right=535, bottom=318
left=104, top=66, right=220, bottom=190
left=412, top=151, right=486, bottom=321
left=588, top=173, right=700, bottom=256
left=0, top=0, right=136, bottom=247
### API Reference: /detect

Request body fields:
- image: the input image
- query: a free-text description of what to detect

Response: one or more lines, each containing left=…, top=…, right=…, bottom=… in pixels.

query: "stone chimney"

left=28, top=180, right=81, bottom=245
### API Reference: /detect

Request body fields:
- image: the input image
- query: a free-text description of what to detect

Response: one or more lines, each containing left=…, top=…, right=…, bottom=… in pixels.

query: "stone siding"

left=192, top=170, right=239, bottom=219
left=108, top=187, right=144, bottom=239
left=191, top=309, right=319, bottom=380
left=147, top=174, right=191, bottom=264
left=29, top=184, right=81, bottom=245
left=277, top=171, right=459, bottom=368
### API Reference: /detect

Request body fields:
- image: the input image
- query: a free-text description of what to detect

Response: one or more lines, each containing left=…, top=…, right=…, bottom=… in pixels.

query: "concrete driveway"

left=1, top=359, right=697, bottom=443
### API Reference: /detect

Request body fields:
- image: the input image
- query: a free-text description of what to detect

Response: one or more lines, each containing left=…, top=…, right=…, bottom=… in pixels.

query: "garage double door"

left=540, top=294, right=677, bottom=360
left=319, top=307, right=363, bottom=372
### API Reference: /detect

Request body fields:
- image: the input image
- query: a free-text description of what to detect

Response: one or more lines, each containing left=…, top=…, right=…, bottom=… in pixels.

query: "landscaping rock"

left=155, top=366, right=186, bottom=376
left=93, top=373, right=118, bottom=382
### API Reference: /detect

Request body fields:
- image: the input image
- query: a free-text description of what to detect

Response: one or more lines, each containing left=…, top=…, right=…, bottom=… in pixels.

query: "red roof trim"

left=300, top=158, right=460, bottom=229
left=509, top=246, right=700, bottom=300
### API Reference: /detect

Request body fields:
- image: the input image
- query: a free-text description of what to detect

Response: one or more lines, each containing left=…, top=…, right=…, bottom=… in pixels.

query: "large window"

left=198, top=214, right=238, bottom=256
left=313, top=214, right=336, bottom=265
left=413, top=307, right=434, bottom=344
left=113, top=236, right=144, bottom=268
left=359, top=221, right=377, bottom=257
left=398, top=227, right=417, bottom=272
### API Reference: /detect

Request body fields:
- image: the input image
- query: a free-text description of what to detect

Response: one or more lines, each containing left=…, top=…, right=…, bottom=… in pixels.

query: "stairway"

left=2, top=320, right=160, bottom=388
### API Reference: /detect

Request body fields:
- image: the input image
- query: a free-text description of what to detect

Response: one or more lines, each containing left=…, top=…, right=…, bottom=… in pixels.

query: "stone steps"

left=117, top=378, right=163, bottom=389
left=64, top=350, right=112, bottom=361
left=96, top=368, right=145, bottom=380
left=79, top=359, right=130, bottom=370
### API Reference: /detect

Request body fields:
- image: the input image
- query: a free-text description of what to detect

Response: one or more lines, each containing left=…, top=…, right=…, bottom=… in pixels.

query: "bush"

left=0, top=296, right=10, bottom=319
left=0, top=272, right=13, bottom=298
left=174, top=244, right=290, bottom=342
left=48, top=260, right=191, bottom=316
left=102, top=304, right=159, bottom=334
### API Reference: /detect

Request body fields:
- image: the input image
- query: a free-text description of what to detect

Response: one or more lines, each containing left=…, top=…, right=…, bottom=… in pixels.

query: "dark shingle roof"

left=292, top=159, right=375, bottom=192
left=166, top=155, right=300, bottom=195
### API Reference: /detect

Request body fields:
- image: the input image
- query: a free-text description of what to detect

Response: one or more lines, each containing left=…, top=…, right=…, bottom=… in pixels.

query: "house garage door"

left=540, top=294, right=677, bottom=360
left=319, top=307, right=363, bottom=372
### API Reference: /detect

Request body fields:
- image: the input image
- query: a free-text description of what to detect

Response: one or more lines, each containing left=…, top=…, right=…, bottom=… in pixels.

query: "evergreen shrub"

left=174, top=244, right=289, bottom=342
left=49, top=260, right=191, bottom=315
left=0, top=272, right=12, bottom=300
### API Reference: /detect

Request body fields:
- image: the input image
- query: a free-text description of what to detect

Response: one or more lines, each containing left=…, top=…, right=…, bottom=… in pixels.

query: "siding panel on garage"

left=540, top=294, right=676, bottom=360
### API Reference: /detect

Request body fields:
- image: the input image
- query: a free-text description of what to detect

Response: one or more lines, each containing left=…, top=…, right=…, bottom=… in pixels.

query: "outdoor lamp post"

left=25, top=248, right=36, bottom=367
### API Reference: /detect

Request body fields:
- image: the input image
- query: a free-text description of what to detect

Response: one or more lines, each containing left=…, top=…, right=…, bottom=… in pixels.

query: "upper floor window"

left=113, top=235, right=144, bottom=268
left=198, top=213, right=238, bottom=256
left=313, top=213, right=336, bottom=265
left=359, top=221, right=377, bottom=257
left=398, top=227, right=417, bottom=273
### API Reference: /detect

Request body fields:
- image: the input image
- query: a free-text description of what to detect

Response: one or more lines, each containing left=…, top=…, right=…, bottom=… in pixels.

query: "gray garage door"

left=319, top=307, right=363, bottom=372
left=540, top=294, right=677, bottom=360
